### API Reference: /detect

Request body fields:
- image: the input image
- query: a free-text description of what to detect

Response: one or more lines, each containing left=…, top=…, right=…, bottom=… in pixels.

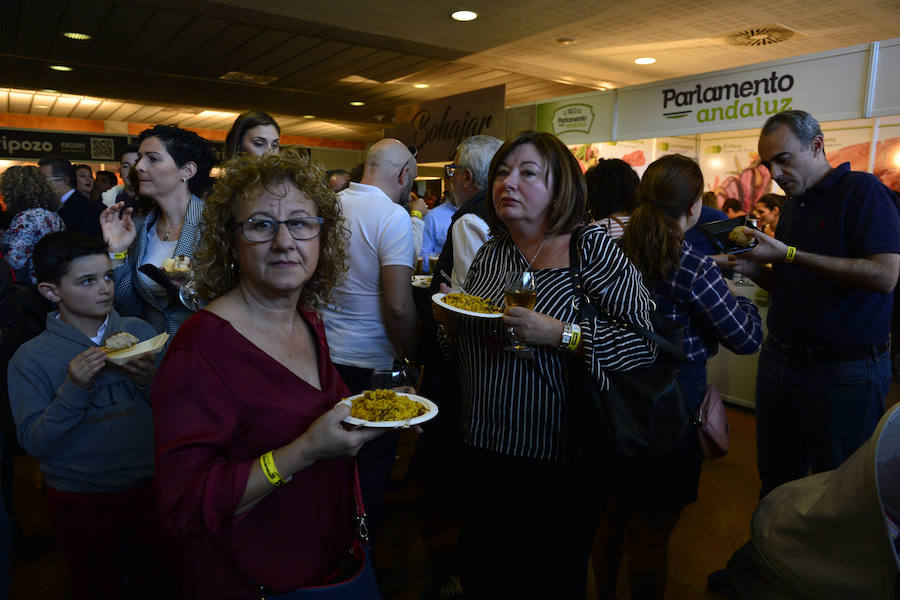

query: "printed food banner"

left=656, top=137, right=698, bottom=160
left=568, top=139, right=651, bottom=177
left=698, top=130, right=771, bottom=212
left=874, top=116, right=900, bottom=192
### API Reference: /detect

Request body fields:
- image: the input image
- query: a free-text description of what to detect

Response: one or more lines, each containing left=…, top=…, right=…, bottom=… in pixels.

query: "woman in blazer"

left=100, top=124, right=214, bottom=336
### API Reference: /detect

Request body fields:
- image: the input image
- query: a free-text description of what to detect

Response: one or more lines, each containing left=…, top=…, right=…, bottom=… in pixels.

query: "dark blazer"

left=112, top=194, right=204, bottom=336
left=57, top=189, right=103, bottom=238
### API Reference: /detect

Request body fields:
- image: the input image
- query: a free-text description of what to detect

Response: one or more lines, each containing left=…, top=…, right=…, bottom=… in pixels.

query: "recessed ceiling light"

left=40, top=89, right=59, bottom=93
left=63, top=32, right=92, bottom=40
left=49, top=65, right=73, bottom=71
left=413, top=83, right=430, bottom=89
left=451, top=10, right=478, bottom=21
left=34, top=105, right=49, bottom=109
left=557, top=37, right=576, bottom=45
left=303, top=115, right=315, bottom=119
left=634, top=57, right=656, bottom=65
left=349, top=101, right=365, bottom=106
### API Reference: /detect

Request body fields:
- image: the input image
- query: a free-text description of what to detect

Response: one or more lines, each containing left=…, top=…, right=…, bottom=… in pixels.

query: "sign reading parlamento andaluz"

left=616, top=47, right=869, bottom=139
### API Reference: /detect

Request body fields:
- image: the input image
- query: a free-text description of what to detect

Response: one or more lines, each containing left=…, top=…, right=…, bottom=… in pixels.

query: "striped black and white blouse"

left=457, top=224, right=655, bottom=462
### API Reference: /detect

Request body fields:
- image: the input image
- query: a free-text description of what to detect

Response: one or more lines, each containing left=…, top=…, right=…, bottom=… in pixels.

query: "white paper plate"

left=431, top=292, right=504, bottom=319
left=411, top=275, right=433, bottom=289
left=341, top=392, right=438, bottom=428
left=105, top=332, right=169, bottom=365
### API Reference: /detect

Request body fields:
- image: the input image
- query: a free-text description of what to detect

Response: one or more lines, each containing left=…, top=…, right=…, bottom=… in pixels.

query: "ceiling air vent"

left=218, top=71, right=278, bottom=85
left=725, top=24, right=800, bottom=47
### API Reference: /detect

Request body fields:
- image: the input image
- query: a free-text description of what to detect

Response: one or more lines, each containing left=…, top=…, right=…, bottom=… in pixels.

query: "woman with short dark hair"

left=99, top=124, right=214, bottom=335
left=437, top=131, right=656, bottom=598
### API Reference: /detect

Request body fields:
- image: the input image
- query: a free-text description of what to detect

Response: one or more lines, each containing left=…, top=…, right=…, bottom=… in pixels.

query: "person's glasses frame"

left=397, top=146, right=418, bottom=180
left=232, top=216, right=325, bottom=242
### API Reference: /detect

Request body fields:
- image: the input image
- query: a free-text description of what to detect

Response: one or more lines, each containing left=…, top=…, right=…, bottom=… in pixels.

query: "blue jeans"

left=755, top=339, right=890, bottom=498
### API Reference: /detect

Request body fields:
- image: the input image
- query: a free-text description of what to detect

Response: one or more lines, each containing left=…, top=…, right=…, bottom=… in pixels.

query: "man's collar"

left=347, top=181, right=393, bottom=203
left=59, top=188, right=75, bottom=205
left=801, top=162, right=849, bottom=197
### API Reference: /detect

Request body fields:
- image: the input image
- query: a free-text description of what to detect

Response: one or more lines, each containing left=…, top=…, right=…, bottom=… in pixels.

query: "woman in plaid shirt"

left=593, top=154, right=764, bottom=600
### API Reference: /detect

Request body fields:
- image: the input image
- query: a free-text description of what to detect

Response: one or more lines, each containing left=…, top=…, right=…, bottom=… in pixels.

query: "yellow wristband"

left=567, top=323, right=582, bottom=352
left=108, top=250, right=127, bottom=260
left=410, top=210, right=423, bottom=219
left=260, top=451, right=287, bottom=486
left=785, top=246, right=796, bottom=263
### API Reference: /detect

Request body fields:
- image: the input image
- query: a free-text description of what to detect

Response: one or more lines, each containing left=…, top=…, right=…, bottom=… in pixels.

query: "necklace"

left=516, top=234, right=547, bottom=271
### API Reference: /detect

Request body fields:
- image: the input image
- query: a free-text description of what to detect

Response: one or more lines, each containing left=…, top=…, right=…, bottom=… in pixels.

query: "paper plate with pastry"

left=432, top=291, right=504, bottom=318
left=162, top=255, right=192, bottom=281
left=340, top=389, right=438, bottom=428
left=103, top=332, right=169, bottom=365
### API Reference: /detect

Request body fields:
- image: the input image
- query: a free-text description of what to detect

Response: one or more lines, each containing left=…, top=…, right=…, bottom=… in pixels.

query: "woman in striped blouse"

left=438, top=131, right=656, bottom=599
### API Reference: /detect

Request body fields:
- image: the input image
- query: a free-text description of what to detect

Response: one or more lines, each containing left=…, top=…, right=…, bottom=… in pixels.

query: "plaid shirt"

left=653, top=241, right=763, bottom=363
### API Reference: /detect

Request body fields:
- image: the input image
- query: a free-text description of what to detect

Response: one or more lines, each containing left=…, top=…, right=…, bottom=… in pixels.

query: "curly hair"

left=132, top=125, right=215, bottom=215
left=0, top=165, right=60, bottom=215
left=193, top=148, right=348, bottom=310
left=584, top=158, right=640, bottom=220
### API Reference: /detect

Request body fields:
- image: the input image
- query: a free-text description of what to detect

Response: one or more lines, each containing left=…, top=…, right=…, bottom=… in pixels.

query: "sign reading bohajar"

left=549, top=104, right=595, bottom=135
left=394, top=85, right=506, bottom=163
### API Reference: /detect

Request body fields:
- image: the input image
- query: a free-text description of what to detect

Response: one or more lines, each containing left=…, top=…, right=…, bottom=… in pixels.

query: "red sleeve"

left=152, top=346, right=254, bottom=536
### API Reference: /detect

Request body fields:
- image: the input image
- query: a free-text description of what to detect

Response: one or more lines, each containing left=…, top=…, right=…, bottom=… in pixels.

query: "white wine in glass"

left=503, top=271, right=536, bottom=356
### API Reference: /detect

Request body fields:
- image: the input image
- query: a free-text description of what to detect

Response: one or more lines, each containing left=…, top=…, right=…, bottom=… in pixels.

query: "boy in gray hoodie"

left=7, top=231, right=170, bottom=598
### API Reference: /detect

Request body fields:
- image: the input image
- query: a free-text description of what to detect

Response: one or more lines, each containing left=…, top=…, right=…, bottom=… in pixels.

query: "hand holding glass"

left=503, top=271, right=537, bottom=357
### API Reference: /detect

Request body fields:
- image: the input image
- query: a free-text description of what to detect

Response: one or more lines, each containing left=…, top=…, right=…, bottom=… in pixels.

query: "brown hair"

left=0, top=165, right=60, bottom=214
left=620, top=154, right=703, bottom=286
left=192, top=148, right=348, bottom=309
left=485, top=131, right=586, bottom=235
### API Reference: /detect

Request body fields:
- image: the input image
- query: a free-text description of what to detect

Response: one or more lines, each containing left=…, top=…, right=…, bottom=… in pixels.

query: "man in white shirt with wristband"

left=321, top=138, right=418, bottom=552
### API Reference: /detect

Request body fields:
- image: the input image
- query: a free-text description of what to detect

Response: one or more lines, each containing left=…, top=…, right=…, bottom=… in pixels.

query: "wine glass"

left=503, top=271, right=537, bottom=358
left=735, top=217, right=758, bottom=286
left=178, top=279, right=204, bottom=311
left=370, top=361, right=413, bottom=392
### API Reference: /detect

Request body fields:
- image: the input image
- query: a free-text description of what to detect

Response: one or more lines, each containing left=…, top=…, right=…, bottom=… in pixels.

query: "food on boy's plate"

left=162, top=255, right=191, bottom=274
left=442, top=292, right=502, bottom=314
left=349, top=389, right=427, bottom=422
left=728, top=226, right=755, bottom=247
left=102, top=331, right=140, bottom=354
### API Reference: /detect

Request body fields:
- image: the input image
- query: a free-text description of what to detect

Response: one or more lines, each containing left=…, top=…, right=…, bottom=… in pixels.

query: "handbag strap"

left=568, top=226, right=684, bottom=360
left=353, top=463, right=369, bottom=547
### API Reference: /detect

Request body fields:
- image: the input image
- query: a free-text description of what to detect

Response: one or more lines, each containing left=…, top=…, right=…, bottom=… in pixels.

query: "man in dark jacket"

left=37, top=155, right=102, bottom=238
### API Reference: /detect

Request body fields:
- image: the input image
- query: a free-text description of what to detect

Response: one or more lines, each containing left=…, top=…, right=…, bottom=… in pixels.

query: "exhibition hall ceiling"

left=1, top=0, right=898, bottom=140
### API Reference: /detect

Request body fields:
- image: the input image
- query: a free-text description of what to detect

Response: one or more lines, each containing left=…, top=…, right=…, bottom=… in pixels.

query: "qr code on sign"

left=90, top=137, right=115, bottom=160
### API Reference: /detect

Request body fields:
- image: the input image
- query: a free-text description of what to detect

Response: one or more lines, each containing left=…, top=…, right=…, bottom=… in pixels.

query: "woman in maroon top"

left=152, top=149, right=384, bottom=598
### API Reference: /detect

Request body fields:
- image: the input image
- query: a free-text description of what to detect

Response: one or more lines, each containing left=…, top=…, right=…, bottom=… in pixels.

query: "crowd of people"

left=0, top=108, right=898, bottom=600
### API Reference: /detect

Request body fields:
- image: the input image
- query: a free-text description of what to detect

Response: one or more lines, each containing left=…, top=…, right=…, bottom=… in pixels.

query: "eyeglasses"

left=397, top=145, right=418, bottom=179
left=444, top=163, right=458, bottom=178
left=232, top=217, right=325, bottom=242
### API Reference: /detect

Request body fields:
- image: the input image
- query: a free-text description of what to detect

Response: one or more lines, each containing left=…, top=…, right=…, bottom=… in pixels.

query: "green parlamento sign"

left=550, top=104, right=595, bottom=134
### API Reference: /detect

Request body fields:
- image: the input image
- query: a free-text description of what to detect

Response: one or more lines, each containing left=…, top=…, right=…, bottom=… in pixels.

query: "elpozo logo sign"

left=661, top=70, right=795, bottom=124
left=550, top=104, right=595, bottom=135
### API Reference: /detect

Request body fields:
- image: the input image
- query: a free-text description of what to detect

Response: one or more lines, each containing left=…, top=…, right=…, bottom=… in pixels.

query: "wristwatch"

left=559, top=322, right=574, bottom=350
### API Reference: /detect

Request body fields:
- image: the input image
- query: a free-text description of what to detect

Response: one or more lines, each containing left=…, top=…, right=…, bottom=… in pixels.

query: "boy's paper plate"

left=106, top=332, right=169, bottom=365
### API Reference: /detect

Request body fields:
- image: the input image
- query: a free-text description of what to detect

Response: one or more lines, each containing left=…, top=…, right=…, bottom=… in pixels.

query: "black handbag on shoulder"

left=564, top=226, right=691, bottom=464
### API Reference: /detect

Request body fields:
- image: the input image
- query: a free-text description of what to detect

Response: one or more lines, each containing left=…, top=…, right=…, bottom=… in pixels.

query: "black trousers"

left=335, top=363, right=398, bottom=549
left=459, top=445, right=608, bottom=600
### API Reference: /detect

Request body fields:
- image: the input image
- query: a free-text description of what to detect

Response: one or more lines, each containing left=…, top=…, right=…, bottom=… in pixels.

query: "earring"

left=180, top=177, right=186, bottom=183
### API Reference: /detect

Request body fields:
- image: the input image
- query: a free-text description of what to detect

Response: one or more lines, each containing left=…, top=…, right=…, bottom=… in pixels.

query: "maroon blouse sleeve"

left=153, top=346, right=254, bottom=536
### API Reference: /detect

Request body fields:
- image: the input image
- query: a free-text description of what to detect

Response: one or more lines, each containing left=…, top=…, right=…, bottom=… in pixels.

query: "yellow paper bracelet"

left=785, top=246, right=797, bottom=263
left=567, top=324, right=582, bottom=352
left=260, top=451, right=287, bottom=486
left=108, top=250, right=127, bottom=260
left=410, top=210, right=423, bottom=219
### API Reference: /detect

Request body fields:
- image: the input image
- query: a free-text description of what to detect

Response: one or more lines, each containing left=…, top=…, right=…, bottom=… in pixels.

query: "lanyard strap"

left=353, top=462, right=369, bottom=547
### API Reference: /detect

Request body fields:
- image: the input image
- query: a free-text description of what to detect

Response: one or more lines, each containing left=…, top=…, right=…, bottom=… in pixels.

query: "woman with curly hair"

left=152, top=149, right=385, bottom=599
left=0, top=165, right=65, bottom=284
left=585, top=158, right=640, bottom=238
left=99, top=124, right=215, bottom=335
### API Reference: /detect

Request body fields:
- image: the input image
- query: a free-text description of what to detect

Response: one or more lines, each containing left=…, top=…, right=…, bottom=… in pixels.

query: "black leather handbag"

left=565, top=226, right=691, bottom=464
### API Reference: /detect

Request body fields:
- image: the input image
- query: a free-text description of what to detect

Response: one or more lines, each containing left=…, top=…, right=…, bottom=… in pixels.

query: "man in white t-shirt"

left=321, top=138, right=418, bottom=550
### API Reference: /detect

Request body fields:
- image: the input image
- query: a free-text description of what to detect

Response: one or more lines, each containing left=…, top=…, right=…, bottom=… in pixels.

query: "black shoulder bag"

left=565, top=226, right=692, bottom=464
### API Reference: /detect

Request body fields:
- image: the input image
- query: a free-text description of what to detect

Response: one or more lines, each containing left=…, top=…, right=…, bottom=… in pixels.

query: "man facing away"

left=320, top=138, right=418, bottom=550
left=37, top=155, right=102, bottom=238
left=709, top=109, right=900, bottom=594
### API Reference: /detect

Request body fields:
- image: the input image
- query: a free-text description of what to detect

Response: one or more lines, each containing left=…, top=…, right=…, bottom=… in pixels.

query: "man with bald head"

left=321, top=138, right=418, bottom=550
